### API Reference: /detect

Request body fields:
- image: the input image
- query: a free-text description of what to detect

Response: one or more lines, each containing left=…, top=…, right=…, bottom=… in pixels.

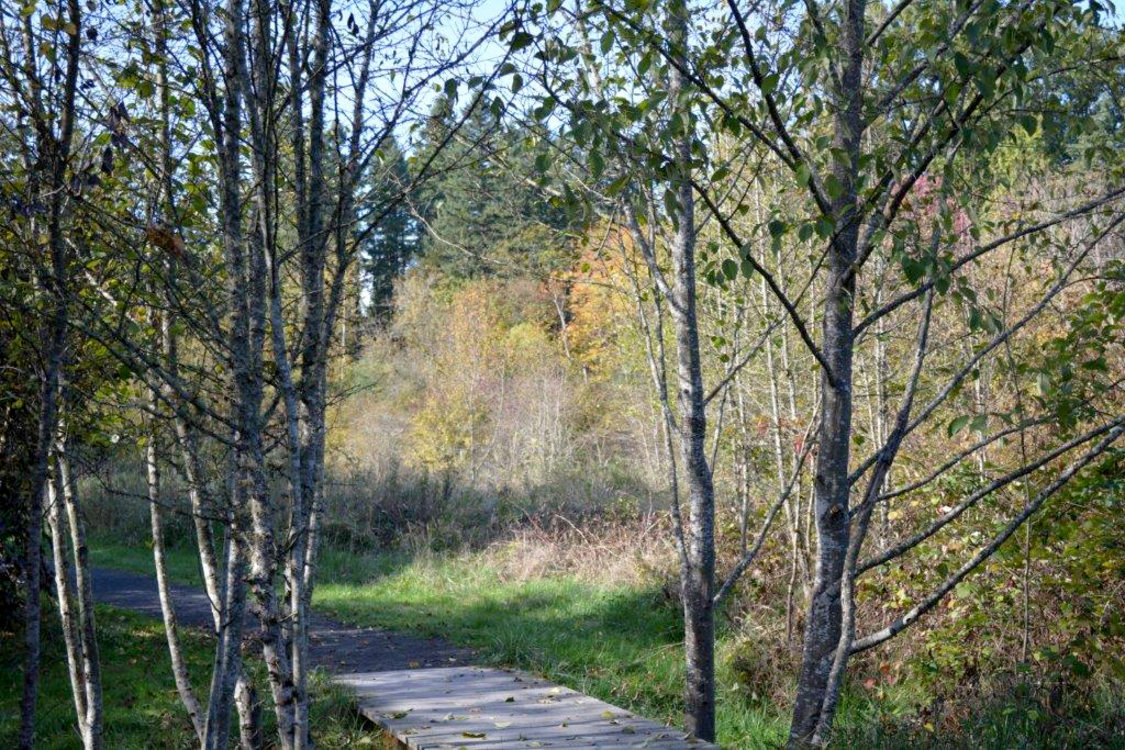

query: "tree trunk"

left=203, top=519, right=248, bottom=750
left=201, top=0, right=256, bottom=743
left=18, top=1, right=82, bottom=743
left=56, top=440, right=104, bottom=749
left=145, top=416, right=205, bottom=741
left=664, top=9, right=715, bottom=741
left=789, top=1, right=866, bottom=745
left=20, top=323, right=61, bottom=750
left=46, top=475, right=88, bottom=733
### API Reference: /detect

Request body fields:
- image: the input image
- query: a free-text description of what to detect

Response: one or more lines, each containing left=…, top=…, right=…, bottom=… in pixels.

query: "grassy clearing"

left=0, top=602, right=378, bottom=748
left=87, top=536, right=1125, bottom=749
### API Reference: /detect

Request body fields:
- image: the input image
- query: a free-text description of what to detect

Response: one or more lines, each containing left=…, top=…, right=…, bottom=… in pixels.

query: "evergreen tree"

left=414, top=97, right=573, bottom=280
left=362, top=137, right=418, bottom=320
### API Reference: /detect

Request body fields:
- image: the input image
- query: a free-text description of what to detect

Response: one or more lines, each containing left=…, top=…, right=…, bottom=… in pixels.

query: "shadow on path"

left=91, top=567, right=475, bottom=673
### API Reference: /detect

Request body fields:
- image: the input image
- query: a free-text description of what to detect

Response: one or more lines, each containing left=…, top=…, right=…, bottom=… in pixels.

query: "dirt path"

left=91, top=567, right=474, bottom=673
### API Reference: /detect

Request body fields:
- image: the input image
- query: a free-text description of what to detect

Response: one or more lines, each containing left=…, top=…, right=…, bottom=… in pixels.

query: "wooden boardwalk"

left=336, top=666, right=717, bottom=749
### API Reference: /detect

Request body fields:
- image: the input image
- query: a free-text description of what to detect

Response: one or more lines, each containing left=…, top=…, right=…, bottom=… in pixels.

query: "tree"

left=415, top=96, right=574, bottom=280
left=364, top=137, right=418, bottom=321
left=0, top=0, right=88, bottom=744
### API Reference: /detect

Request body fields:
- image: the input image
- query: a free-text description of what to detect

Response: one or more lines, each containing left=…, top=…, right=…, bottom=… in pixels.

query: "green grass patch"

left=88, top=536, right=792, bottom=747
left=0, top=602, right=379, bottom=748
left=88, top=535, right=204, bottom=588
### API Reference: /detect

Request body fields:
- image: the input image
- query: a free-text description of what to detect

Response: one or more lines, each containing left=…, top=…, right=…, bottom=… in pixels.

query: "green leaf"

left=901, top=256, right=926, bottom=284
left=947, top=415, right=971, bottom=438
left=824, top=174, right=844, bottom=200
left=600, top=31, right=615, bottom=55
left=589, top=149, right=605, bottom=179
left=795, top=162, right=811, bottom=187
left=953, top=51, right=973, bottom=79
left=509, top=30, right=534, bottom=52
left=638, top=52, right=652, bottom=76
left=722, top=258, right=738, bottom=281
left=815, top=215, right=835, bottom=239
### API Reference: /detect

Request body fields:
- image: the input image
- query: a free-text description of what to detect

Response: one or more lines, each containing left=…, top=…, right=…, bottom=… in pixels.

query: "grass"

left=86, top=535, right=1125, bottom=749
left=315, top=554, right=1125, bottom=750
left=0, top=602, right=380, bottom=748
left=89, top=536, right=205, bottom=588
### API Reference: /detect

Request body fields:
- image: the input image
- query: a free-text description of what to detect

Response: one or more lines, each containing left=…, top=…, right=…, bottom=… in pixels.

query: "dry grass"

left=482, top=510, right=679, bottom=587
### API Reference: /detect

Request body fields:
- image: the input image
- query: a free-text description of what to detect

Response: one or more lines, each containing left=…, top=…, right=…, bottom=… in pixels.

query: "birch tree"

left=40, top=0, right=517, bottom=744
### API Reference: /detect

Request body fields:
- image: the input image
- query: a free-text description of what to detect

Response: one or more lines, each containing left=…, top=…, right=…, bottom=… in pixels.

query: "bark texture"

left=789, top=1, right=866, bottom=745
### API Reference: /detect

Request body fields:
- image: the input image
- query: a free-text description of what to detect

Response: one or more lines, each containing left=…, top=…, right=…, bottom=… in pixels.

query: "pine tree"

left=362, top=137, right=417, bottom=321
left=414, top=97, right=573, bottom=280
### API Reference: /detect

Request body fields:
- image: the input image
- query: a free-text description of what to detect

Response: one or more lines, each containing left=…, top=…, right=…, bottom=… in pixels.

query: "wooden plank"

left=335, top=667, right=717, bottom=749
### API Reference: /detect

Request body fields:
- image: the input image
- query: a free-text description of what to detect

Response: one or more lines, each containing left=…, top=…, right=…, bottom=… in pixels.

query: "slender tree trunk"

left=871, top=270, right=891, bottom=547
left=236, top=678, right=264, bottom=750
left=20, top=321, right=61, bottom=750
left=46, top=475, right=88, bottom=732
left=203, top=514, right=248, bottom=750
left=151, top=0, right=224, bottom=628
left=734, top=378, right=751, bottom=554
left=235, top=5, right=300, bottom=743
left=201, top=0, right=255, bottom=743
left=664, top=9, right=715, bottom=740
left=145, top=412, right=205, bottom=741
left=18, top=1, right=82, bottom=743
left=56, top=440, right=104, bottom=749
left=789, top=2, right=866, bottom=745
